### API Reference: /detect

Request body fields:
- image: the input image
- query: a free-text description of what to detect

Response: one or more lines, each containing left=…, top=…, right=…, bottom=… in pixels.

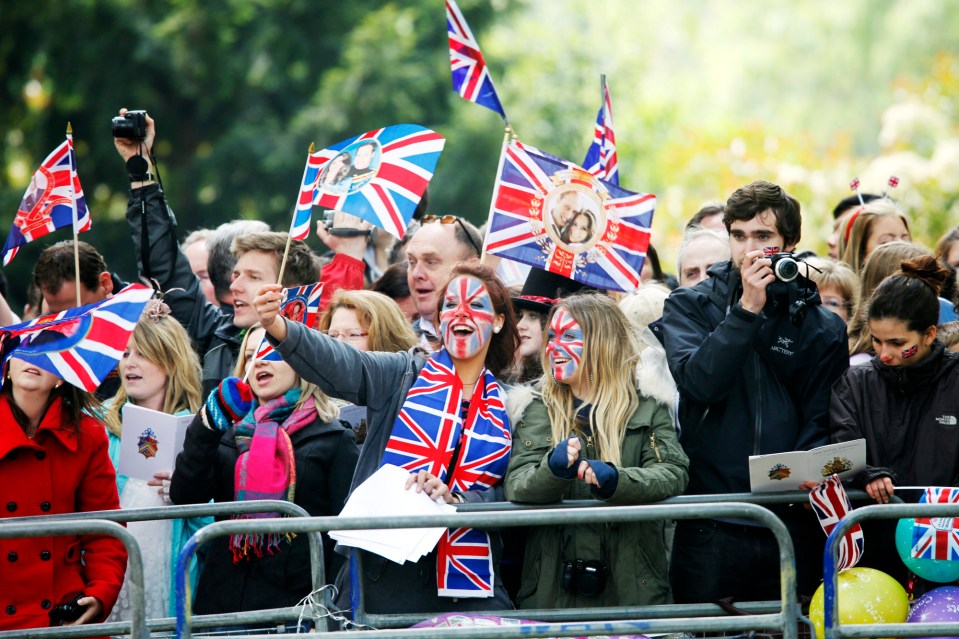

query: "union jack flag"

left=809, top=474, right=863, bottom=571
left=381, top=347, right=511, bottom=597
left=0, top=284, right=153, bottom=392
left=289, top=149, right=327, bottom=241
left=583, top=78, right=618, bottom=185
left=447, top=0, right=506, bottom=119
left=484, top=141, right=654, bottom=293
left=301, top=125, right=444, bottom=240
left=849, top=177, right=861, bottom=192
left=255, top=282, right=323, bottom=362
left=3, top=133, right=91, bottom=266
left=912, top=487, right=959, bottom=561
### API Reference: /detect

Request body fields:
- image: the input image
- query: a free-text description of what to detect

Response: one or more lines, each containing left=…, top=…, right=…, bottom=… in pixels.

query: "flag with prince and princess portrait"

left=483, top=141, right=655, bottom=293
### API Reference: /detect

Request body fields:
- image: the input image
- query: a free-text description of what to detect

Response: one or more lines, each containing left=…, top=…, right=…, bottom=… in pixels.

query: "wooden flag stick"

left=480, top=126, right=513, bottom=268
left=67, top=122, right=81, bottom=309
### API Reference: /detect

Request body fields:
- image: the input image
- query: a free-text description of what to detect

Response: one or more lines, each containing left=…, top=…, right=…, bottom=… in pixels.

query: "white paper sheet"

left=118, top=404, right=194, bottom=481
left=748, top=439, right=866, bottom=492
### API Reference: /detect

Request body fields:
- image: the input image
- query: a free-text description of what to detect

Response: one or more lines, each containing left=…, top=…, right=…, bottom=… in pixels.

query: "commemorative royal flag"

left=2, top=131, right=91, bottom=266
left=447, top=0, right=507, bottom=120
left=0, top=284, right=153, bottom=392
left=483, top=141, right=654, bottom=293
left=583, top=77, right=618, bottom=185
left=291, top=125, right=445, bottom=241
left=912, top=487, right=959, bottom=561
left=254, top=282, right=323, bottom=362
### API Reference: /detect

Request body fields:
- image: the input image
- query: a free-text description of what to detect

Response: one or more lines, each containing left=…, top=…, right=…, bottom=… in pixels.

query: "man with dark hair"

left=115, top=108, right=365, bottom=394
left=662, top=180, right=848, bottom=603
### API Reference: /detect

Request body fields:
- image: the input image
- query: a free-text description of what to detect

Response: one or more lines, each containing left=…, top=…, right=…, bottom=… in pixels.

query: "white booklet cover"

left=118, top=404, right=194, bottom=481
left=748, top=438, right=866, bottom=493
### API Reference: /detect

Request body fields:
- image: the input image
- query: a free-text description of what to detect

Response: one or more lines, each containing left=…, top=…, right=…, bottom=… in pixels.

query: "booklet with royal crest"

left=748, top=439, right=866, bottom=493
left=118, top=404, right=194, bottom=482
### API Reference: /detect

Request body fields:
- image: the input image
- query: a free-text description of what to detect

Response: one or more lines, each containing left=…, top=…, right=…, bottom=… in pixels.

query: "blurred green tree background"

left=2, top=0, right=957, bottom=308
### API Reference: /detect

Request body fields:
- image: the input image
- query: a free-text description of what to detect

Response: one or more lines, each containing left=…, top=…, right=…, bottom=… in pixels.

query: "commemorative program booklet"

left=118, top=404, right=194, bottom=481
left=748, top=438, right=866, bottom=493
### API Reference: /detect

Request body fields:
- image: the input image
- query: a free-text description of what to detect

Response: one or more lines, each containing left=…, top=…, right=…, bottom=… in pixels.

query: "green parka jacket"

left=504, top=392, right=689, bottom=608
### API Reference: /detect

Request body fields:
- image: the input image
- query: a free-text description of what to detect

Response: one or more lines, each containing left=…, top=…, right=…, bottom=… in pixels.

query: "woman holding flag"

left=169, top=322, right=358, bottom=617
left=830, top=255, right=959, bottom=585
left=253, top=261, right=519, bottom=615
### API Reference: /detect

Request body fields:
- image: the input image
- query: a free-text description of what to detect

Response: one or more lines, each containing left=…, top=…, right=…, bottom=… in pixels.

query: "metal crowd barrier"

left=0, top=520, right=148, bottom=639
left=174, top=501, right=800, bottom=639
left=823, top=502, right=959, bottom=639
left=0, top=501, right=323, bottom=639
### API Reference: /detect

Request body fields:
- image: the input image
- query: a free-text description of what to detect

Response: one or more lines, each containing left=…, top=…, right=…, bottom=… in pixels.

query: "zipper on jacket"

left=753, top=358, right=763, bottom=455
left=650, top=432, right=663, bottom=463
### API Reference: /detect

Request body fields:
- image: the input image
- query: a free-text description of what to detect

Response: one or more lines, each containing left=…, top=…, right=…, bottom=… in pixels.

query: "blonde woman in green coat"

left=505, top=294, right=689, bottom=608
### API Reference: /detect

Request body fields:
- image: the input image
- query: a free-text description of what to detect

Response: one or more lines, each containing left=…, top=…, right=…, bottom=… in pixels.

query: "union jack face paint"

left=440, top=275, right=496, bottom=360
left=901, top=344, right=919, bottom=359
left=546, top=308, right=583, bottom=384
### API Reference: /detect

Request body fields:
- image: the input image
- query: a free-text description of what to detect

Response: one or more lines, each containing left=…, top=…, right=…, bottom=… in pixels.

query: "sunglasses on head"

left=421, top=214, right=481, bottom=257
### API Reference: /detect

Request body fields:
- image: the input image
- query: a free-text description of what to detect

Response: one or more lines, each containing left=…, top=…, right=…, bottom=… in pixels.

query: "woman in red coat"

left=0, top=357, right=127, bottom=632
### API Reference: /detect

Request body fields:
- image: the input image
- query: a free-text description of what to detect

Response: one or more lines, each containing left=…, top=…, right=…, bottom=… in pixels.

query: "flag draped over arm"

left=483, top=141, right=654, bottom=293
left=2, top=133, right=91, bottom=266
left=583, top=78, right=618, bottom=185
left=446, top=0, right=507, bottom=121
left=299, top=125, right=444, bottom=240
left=0, top=284, right=153, bottom=392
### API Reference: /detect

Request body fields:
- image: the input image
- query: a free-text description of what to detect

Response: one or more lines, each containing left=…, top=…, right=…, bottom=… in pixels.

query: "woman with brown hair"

left=317, top=289, right=417, bottom=354
left=837, top=198, right=911, bottom=273
left=253, top=261, right=520, bottom=615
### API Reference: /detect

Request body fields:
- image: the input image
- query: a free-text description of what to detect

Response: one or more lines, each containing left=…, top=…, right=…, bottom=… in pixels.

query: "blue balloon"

left=896, top=518, right=959, bottom=583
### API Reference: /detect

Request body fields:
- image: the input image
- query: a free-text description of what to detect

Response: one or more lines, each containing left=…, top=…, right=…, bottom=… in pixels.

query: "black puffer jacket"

left=831, top=343, right=959, bottom=488
left=662, top=260, right=848, bottom=495
left=170, top=412, right=359, bottom=614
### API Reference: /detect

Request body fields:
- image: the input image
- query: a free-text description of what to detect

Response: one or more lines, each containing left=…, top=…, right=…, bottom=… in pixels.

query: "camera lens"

left=775, top=257, right=799, bottom=282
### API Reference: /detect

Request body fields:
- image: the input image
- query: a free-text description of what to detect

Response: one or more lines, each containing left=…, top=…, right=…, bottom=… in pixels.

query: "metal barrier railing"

left=823, top=502, right=959, bottom=639
left=174, top=501, right=799, bottom=639
left=0, top=501, right=323, bottom=638
left=0, top=520, right=148, bottom=639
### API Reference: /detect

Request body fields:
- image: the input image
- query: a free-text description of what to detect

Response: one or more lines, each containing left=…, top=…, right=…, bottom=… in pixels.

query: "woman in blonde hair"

left=505, top=293, right=688, bottom=608
left=170, top=323, right=358, bottom=616
left=317, top=289, right=417, bottom=354
left=837, top=198, right=911, bottom=273
left=103, top=303, right=205, bottom=622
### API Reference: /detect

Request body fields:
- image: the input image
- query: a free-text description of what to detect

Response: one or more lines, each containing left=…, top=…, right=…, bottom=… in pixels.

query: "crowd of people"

left=1, top=107, right=958, bottom=632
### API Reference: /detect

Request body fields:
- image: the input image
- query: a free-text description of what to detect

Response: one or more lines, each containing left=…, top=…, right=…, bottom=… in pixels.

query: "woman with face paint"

left=830, top=256, right=959, bottom=585
left=504, top=294, right=689, bottom=608
left=251, top=262, right=520, bottom=615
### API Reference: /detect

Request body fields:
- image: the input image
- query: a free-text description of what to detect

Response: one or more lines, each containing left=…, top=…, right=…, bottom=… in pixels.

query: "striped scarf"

left=230, top=388, right=316, bottom=562
left=381, top=348, right=512, bottom=597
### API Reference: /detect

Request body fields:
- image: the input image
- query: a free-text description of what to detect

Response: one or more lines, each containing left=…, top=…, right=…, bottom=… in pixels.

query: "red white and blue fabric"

left=289, top=151, right=328, bottom=241
left=809, top=474, right=863, bottom=571
left=380, top=348, right=511, bottom=598
left=582, top=80, right=618, bottom=185
left=483, top=141, right=654, bottom=293
left=0, top=284, right=152, bottom=392
left=301, top=125, right=444, bottom=240
left=911, top=487, right=959, bottom=561
left=255, top=282, right=323, bottom=362
left=2, top=134, right=91, bottom=266
left=447, top=0, right=506, bottom=119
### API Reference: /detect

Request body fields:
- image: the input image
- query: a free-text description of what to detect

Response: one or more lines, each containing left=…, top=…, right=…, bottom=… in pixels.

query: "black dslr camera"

left=112, top=110, right=148, bottom=140
left=763, top=247, right=800, bottom=283
left=48, top=592, right=85, bottom=626
left=561, top=559, right=609, bottom=597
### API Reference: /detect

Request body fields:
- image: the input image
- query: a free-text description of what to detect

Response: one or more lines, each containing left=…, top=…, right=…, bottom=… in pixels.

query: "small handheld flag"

left=583, top=76, right=618, bottom=185
left=309, top=125, right=444, bottom=240
left=0, top=284, right=153, bottom=392
left=447, top=0, right=507, bottom=121
left=483, top=141, right=654, bottom=293
left=809, top=475, right=864, bottom=572
left=3, top=130, right=91, bottom=266
left=254, top=282, right=323, bottom=362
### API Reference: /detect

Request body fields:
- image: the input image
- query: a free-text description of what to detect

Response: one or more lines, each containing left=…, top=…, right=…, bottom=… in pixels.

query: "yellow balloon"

left=808, top=567, right=909, bottom=639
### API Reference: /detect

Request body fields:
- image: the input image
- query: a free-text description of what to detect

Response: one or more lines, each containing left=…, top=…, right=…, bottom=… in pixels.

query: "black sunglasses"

left=421, top=214, right=482, bottom=257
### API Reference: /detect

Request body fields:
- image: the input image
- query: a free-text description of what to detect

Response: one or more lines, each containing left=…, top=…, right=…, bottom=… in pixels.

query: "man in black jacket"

left=663, top=180, right=848, bottom=603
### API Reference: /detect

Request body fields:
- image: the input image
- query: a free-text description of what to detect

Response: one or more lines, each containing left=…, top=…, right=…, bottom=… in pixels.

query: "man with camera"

left=662, top=180, right=848, bottom=604
left=114, top=109, right=366, bottom=394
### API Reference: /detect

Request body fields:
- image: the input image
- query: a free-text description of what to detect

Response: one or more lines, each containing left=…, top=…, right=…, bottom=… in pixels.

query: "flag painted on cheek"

left=546, top=309, right=583, bottom=383
left=440, top=277, right=495, bottom=360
